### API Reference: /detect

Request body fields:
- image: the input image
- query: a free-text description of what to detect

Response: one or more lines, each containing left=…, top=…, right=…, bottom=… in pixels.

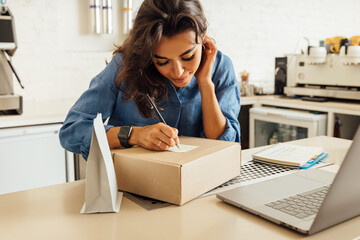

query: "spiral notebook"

left=252, top=143, right=327, bottom=168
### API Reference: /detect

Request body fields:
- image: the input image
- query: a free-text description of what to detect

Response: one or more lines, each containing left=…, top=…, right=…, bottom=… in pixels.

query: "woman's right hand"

left=129, top=123, right=179, bottom=151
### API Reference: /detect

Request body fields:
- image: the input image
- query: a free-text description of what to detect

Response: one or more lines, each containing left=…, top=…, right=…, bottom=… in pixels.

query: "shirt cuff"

left=217, top=117, right=241, bottom=142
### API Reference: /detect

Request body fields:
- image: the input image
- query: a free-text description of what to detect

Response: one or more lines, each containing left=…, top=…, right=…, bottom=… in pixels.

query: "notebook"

left=217, top=126, right=360, bottom=235
left=252, top=143, right=327, bottom=168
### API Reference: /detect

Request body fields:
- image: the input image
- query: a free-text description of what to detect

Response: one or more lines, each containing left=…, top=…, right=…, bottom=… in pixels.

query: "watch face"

left=121, top=126, right=132, bottom=138
left=118, top=126, right=132, bottom=148
left=126, top=126, right=133, bottom=138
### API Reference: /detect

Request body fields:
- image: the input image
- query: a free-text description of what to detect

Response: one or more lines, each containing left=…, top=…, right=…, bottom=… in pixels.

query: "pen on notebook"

left=145, top=94, right=180, bottom=150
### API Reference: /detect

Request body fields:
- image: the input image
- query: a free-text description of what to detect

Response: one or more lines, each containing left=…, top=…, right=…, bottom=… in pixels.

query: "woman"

left=59, top=0, right=241, bottom=160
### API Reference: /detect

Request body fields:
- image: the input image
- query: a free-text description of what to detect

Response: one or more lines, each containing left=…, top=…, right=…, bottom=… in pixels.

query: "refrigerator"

left=249, top=107, right=327, bottom=148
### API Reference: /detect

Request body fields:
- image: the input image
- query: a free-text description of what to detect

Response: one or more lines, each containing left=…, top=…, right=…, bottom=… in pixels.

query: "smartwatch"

left=117, top=126, right=133, bottom=148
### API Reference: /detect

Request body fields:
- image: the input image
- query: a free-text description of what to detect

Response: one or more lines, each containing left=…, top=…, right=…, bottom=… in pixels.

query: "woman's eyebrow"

left=154, top=45, right=197, bottom=59
left=179, top=45, right=197, bottom=56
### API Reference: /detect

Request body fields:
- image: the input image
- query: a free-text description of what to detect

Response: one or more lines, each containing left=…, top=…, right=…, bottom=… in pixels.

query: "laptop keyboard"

left=265, top=186, right=330, bottom=221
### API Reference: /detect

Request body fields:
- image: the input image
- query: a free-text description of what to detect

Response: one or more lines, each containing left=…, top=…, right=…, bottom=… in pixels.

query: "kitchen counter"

left=1, top=95, right=359, bottom=130
left=0, top=136, right=358, bottom=240
left=0, top=98, right=76, bottom=128
left=241, top=95, right=360, bottom=138
left=242, top=95, right=360, bottom=115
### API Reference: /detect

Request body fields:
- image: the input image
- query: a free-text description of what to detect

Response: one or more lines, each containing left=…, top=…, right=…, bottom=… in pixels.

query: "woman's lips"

left=171, top=75, right=188, bottom=83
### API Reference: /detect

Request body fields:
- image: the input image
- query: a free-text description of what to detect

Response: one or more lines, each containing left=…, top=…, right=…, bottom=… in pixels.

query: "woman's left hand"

left=195, top=35, right=217, bottom=89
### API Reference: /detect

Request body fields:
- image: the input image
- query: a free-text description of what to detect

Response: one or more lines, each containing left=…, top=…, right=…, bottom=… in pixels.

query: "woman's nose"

left=172, top=61, right=184, bottom=77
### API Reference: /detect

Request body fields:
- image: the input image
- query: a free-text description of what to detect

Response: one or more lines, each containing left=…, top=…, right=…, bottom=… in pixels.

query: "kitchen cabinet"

left=249, top=106, right=327, bottom=148
left=241, top=95, right=360, bottom=148
left=0, top=99, right=76, bottom=195
left=0, top=124, right=71, bottom=194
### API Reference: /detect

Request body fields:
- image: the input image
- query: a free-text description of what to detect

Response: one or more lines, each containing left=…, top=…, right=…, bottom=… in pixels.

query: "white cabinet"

left=249, top=107, right=327, bottom=148
left=0, top=124, right=70, bottom=194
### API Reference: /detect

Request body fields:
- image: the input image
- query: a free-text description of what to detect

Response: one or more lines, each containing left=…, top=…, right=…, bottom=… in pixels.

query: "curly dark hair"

left=114, top=0, right=207, bottom=118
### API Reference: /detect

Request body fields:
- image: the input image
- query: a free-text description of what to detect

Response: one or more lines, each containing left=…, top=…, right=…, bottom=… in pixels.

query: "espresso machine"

left=0, top=5, right=23, bottom=115
left=275, top=37, right=360, bottom=101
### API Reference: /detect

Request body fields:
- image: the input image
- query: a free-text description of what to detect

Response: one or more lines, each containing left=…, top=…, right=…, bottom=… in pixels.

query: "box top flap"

left=111, top=136, right=240, bottom=166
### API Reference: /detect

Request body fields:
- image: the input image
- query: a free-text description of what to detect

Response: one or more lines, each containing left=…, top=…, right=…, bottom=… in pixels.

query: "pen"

left=145, top=94, right=180, bottom=150
left=299, top=152, right=328, bottom=169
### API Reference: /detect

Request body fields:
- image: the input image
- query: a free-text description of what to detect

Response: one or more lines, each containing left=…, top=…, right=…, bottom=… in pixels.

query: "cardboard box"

left=111, top=136, right=241, bottom=205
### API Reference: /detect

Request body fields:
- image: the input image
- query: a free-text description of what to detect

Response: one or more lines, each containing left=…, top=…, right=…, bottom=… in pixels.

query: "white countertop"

left=1, top=95, right=359, bottom=129
left=242, top=95, right=360, bottom=115
left=0, top=99, right=76, bottom=128
left=0, top=136, right=357, bottom=240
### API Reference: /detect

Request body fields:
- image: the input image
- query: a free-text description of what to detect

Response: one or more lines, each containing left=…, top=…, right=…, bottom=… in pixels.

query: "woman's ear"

left=203, top=32, right=207, bottom=44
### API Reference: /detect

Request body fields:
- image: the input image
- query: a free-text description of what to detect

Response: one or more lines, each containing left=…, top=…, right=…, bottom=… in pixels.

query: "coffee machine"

left=284, top=46, right=360, bottom=101
left=275, top=38, right=360, bottom=101
left=0, top=6, right=23, bottom=115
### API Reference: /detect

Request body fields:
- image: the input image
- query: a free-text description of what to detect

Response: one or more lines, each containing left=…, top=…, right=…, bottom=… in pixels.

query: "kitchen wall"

left=204, top=0, right=360, bottom=92
left=7, top=0, right=360, bottom=103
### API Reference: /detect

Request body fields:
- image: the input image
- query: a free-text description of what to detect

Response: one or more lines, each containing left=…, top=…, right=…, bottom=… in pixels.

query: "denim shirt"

left=59, top=50, right=241, bottom=160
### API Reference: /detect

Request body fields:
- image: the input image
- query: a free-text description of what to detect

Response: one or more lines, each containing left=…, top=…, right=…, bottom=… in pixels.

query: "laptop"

left=217, top=126, right=360, bottom=235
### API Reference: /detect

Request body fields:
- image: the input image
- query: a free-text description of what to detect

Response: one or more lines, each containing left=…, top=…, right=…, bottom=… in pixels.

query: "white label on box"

left=168, top=144, right=198, bottom=153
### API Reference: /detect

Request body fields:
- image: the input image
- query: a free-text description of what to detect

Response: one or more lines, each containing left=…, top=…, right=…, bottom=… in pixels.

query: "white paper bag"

left=80, top=113, right=122, bottom=214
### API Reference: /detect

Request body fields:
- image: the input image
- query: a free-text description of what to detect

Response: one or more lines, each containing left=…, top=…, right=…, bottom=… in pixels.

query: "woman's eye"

left=182, top=54, right=195, bottom=62
left=156, top=61, right=169, bottom=66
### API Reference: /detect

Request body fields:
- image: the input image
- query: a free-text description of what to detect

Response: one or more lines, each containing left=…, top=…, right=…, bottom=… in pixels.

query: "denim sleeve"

left=216, top=83, right=241, bottom=142
left=59, top=75, right=118, bottom=160
left=200, top=52, right=241, bottom=142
